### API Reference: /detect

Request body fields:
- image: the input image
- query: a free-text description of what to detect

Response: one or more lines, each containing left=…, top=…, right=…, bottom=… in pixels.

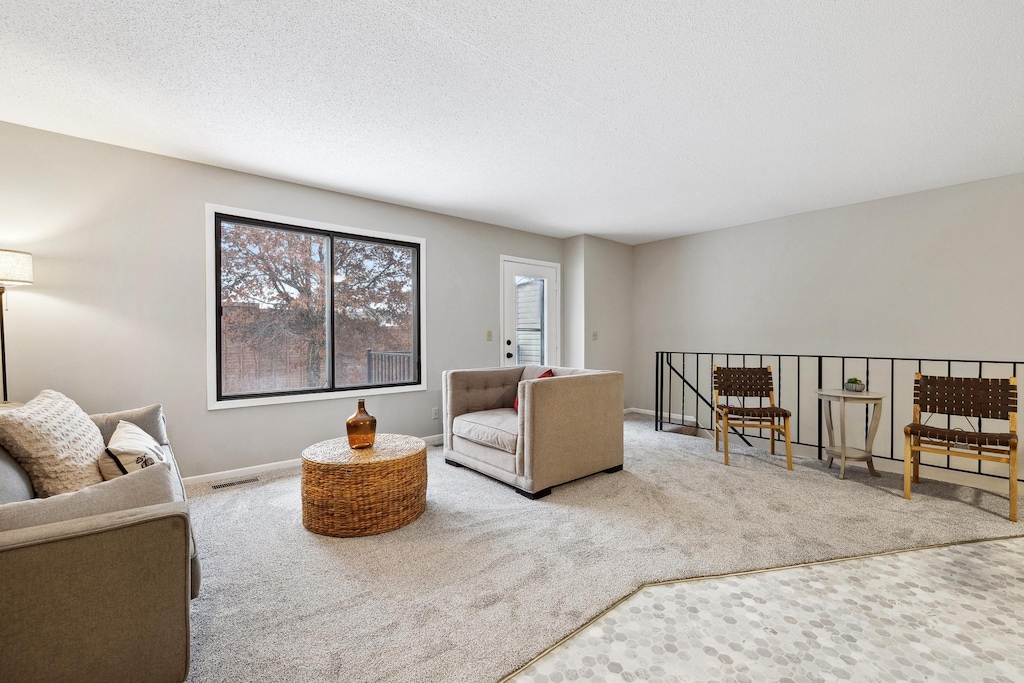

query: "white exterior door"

left=500, top=256, right=560, bottom=367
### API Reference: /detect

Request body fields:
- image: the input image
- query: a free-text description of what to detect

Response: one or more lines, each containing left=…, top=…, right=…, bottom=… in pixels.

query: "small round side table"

left=816, top=388, right=886, bottom=480
left=301, top=433, right=427, bottom=537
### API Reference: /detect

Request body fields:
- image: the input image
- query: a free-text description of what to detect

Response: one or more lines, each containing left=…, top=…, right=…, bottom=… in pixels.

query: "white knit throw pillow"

left=0, top=390, right=104, bottom=497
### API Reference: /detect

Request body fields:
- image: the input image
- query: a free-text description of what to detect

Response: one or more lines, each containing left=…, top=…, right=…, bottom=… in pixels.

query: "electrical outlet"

left=432, top=407, right=439, bottom=420
left=592, top=331, right=598, bottom=341
left=486, top=330, right=493, bottom=341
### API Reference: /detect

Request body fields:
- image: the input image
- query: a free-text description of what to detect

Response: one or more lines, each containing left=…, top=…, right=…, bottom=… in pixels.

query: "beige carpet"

left=184, top=414, right=1022, bottom=682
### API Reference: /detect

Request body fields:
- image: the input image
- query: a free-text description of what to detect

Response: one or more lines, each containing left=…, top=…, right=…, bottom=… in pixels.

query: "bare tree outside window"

left=333, top=238, right=416, bottom=388
left=217, top=214, right=420, bottom=399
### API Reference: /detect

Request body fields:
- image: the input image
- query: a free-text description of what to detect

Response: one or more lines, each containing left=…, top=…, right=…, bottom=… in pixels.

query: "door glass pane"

left=333, top=237, right=418, bottom=388
left=515, top=275, right=545, bottom=365
left=220, top=222, right=329, bottom=395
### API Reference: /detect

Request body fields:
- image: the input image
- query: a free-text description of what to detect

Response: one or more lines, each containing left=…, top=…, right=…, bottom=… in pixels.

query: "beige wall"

left=0, top=123, right=566, bottom=476
left=561, top=235, right=586, bottom=369
left=581, top=235, right=634, bottom=406
left=559, top=235, right=634, bottom=405
left=5, top=119, right=1022, bottom=476
left=632, top=172, right=1024, bottom=411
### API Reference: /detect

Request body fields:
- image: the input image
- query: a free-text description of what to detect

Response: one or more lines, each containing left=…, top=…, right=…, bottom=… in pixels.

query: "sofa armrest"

left=0, top=502, right=192, bottom=683
left=443, top=367, right=524, bottom=450
left=520, top=371, right=624, bottom=491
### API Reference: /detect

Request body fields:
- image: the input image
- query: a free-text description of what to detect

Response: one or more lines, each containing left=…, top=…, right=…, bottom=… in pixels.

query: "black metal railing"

left=655, top=351, right=1021, bottom=480
left=366, top=349, right=414, bottom=384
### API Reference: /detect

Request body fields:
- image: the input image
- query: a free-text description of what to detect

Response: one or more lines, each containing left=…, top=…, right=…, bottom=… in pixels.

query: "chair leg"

left=722, top=415, right=730, bottom=466
left=1010, top=445, right=1018, bottom=523
left=903, top=435, right=913, bottom=500
left=912, top=436, right=920, bottom=483
left=783, top=417, right=793, bottom=471
left=715, top=417, right=720, bottom=452
left=770, top=422, right=775, bottom=455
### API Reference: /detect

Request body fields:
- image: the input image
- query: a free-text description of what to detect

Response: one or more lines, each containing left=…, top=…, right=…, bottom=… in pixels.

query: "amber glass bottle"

left=346, top=399, right=377, bottom=449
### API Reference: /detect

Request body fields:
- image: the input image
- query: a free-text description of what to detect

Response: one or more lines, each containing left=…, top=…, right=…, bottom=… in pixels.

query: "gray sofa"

left=443, top=365, right=624, bottom=498
left=0, top=404, right=199, bottom=683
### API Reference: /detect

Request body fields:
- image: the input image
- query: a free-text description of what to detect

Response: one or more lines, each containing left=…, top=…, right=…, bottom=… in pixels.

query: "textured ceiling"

left=1, top=1, right=1022, bottom=244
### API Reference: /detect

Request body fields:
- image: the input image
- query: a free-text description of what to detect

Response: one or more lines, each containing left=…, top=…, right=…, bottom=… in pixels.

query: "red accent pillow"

left=514, top=369, right=555, bottom=411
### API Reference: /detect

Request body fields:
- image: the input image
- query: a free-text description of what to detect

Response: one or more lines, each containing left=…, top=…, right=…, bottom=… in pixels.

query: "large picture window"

left=215, top=212, right=421, bottom=401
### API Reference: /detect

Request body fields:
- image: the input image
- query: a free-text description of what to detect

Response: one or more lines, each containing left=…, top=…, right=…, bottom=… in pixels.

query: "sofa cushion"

left=443, top=367, right=524, bottom=419
left=0, top=402, right=33, bottom=503
left=0, top=390, right=104, bottom=497
left=91, top=404, right=169, bottom=446
left=99, top=421, right=166, bottom=480
left=0, top=462, right=176, bottom=533
left=451, top=436, right=518, bottom=475
left=0, top=444, right=34, bottom=504
left=452, top=408, right=519, bottom=454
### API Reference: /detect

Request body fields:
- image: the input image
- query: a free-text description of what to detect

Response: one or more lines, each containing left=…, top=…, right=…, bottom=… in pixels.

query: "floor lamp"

left=0, top=249, right=34, bottom=402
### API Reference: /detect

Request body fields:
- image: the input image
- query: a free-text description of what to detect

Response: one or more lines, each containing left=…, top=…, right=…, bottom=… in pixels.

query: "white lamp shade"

left=0, top=249, right=33, bottom=287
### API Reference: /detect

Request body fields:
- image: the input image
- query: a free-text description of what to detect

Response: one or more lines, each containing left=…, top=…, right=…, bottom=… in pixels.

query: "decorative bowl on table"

left=844, top=381, right=866, bottom=392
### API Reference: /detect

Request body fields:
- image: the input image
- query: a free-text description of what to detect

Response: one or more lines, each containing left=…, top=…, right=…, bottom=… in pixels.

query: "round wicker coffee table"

left=301, top=433, right=427, bottom=537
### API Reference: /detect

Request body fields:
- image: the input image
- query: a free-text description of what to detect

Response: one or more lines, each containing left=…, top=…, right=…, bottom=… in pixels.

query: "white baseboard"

left=627, top=408, right=697, bottom=424
left=183, top=433, right=445, bottom=485
left=627, top=407, right=655, bottom=416
left=182, top=458, right=300, bottom=486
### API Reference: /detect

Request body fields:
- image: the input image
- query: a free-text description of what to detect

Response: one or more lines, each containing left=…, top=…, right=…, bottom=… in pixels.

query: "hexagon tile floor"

left=506, top=537, right=1024, bottom=683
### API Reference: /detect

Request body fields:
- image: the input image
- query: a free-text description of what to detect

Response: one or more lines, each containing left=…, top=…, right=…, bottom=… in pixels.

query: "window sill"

left=207, top=382, right=426, bottom=411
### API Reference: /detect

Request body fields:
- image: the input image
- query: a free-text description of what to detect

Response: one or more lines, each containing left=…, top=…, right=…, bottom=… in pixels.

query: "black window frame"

left=215, top=212, right=422, bottom=402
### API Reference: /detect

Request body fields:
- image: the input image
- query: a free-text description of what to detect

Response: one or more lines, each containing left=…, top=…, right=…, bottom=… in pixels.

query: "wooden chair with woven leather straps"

left=904, top=374, right=1018, bottom=521
left=713, top=366, right=792, bottom=470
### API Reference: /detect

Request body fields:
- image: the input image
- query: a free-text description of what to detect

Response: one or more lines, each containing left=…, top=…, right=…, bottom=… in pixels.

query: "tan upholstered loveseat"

left=442, top=365, right=624, bottom=498
left=0, top=404, right=198, bottom=683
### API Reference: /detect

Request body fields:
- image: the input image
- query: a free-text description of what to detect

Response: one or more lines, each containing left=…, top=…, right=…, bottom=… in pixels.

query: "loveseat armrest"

left=519, top=371, right=624, bottom=492
left=88, top=406, right=201, bottom=598
left=0, top=502, right=192, bottom=683
left=443, top=367, right=525, bottom=450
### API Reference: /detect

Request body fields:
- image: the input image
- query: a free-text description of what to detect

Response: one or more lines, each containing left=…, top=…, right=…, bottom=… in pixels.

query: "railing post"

left=817, top=355, right=823, bottom=461
left=663, top=352, right=671, bottom=428
left=366, top=348, right=373, bottom=384
left=681, top=353, right=686, bottom=429
left=655, top=352, right=661, bottom=431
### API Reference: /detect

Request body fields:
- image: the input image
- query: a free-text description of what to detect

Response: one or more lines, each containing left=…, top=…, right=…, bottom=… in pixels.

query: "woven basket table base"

left=301, top=433, right=427, bottom=537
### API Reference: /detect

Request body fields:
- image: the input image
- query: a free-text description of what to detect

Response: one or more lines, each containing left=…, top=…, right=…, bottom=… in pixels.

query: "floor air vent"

left=211, top=477, right=259, bottom=490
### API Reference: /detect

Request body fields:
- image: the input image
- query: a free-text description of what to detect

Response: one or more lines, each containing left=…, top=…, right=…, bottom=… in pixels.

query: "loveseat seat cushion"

left=452, top=408, right=519, bottom=454
left=0, top=445, right=34, bottom=504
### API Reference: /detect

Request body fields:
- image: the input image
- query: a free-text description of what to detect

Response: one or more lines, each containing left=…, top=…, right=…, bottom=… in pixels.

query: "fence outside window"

left=367, top=350, right=415, bottom=384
